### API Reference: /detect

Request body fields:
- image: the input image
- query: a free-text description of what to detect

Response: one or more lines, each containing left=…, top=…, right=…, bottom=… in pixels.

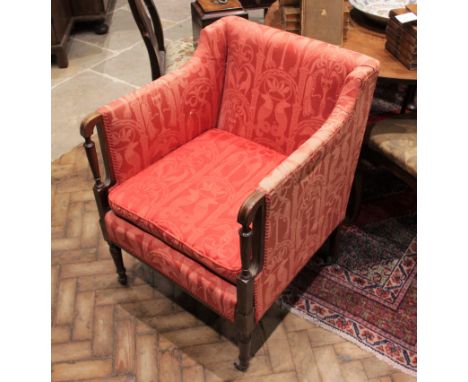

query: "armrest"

left=252, top=64, right=379, bottom=321
left=95, top=21, right=228, bottom=185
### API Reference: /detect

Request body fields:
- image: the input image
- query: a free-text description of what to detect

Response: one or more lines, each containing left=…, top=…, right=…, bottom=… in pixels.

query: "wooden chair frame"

left=128, top=0, right=166, bottom=80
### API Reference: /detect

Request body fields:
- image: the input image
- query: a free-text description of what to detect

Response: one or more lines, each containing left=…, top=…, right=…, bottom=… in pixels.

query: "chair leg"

left=109, top=243, right=127, bottom=285
left=347, top=165, right=363, bottom=222
left=234, top=276, right=255, bottom=372
left=235, top=332, right=253, bottom=372
left=324, top=228, right=339, bottom=265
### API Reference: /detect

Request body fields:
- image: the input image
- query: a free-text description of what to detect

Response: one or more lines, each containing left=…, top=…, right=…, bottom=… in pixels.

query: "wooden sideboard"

left=240, top=0, right=275, bottom=10
left=52, top=0, right=115, bottom=68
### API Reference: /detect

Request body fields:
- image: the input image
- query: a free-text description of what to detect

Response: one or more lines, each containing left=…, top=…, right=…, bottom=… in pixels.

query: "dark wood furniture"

left=341, top=6, right=417, bottom=113
left=191, top=1, right=249, bottom=44
left=52, top=0, right=74, bottom=68
left=128, top=0, right=166, bottom=80
left=52, top=0, right=115, bottom=68
left=70, top=0, right=114, bottom=34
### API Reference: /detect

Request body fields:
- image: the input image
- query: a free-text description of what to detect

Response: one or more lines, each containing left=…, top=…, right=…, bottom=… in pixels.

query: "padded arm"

left=252, top=65, right=379, bottom=321
left=97, top=21, right=228, bottom=185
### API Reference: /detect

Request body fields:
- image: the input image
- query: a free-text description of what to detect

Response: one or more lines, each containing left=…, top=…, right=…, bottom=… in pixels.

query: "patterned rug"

left=280, top=81, right=417, bottom=375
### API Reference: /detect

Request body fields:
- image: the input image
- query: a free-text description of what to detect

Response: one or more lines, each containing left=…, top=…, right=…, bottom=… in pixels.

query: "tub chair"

left=80, top=16, right=379, bottom=371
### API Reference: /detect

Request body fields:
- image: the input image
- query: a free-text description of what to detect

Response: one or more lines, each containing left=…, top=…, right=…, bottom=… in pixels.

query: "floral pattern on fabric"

left=108, top=129, right=285, bottom=283
left=105, top=211, right=237, bottom=321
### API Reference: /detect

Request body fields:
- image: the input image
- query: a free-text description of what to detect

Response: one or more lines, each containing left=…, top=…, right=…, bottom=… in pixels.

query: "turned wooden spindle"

left=234, top=190, right=266, bottom=371
left=83, top=136, right=103, bottom=188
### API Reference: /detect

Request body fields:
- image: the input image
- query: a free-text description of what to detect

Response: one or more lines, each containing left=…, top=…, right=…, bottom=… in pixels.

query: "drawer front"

left=240, top=0, right=275, bottom=8
left=70, top=0, right=105, bottom=16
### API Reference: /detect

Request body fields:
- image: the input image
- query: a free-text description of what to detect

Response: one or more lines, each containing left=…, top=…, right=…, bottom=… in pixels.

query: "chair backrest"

left=216, top=17, right=379, bottom=155
left=128, top=0, right=166, bottom=81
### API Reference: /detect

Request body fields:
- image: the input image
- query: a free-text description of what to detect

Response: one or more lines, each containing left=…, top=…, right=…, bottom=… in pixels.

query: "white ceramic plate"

left=349, top=0, right=417, bottom=23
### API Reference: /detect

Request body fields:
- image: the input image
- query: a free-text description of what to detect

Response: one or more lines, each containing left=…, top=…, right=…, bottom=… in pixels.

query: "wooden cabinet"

left=70, top=0, right=110, bottom=16
left=69, top=0, right=112, bottom=33
left=52, top=0, right=114, bottom=68
left=52, top=0, right=73, bottom=67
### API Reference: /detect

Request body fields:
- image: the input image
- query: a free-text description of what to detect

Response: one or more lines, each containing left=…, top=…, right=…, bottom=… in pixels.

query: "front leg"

left=109, top=243, right=127, bottom=285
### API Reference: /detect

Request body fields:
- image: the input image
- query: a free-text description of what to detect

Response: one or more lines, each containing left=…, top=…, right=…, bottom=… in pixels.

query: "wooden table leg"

left=401, top=84, right=417, bottom=114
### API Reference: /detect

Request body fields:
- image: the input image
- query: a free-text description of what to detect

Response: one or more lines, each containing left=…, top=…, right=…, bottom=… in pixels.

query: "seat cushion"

left=108, top=128, right=286, bottom=283
left=368, top=117, right=417, bottom=177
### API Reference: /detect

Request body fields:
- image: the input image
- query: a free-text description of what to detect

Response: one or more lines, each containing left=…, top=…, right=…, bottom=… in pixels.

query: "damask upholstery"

left=98, top=19, right=227, bottom=185
left=218, top=19, right=378, bottom=155
left=368, top=117, right=417, bottom=177
left=96, top=16, right=379, bottom=332
left=105, top=211, right=237, bottom=320
left=108, top=128, right=285, bottom=283
left=254, top=66, right=379, bottom=321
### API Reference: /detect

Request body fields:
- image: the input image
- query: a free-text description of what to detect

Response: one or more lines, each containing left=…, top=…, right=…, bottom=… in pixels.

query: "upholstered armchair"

left=81, top=16, right=379, bottom=370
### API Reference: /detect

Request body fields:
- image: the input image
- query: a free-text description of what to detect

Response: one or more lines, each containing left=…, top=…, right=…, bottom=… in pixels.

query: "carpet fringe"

left=279, top=301, right=417, bottom=377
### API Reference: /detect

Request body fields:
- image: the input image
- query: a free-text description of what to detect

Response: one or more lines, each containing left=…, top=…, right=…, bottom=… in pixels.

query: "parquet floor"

left=51, top=145, right=416, bottom=382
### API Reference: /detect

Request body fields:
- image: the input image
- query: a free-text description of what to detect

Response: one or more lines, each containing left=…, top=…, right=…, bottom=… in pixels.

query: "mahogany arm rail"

left=80, top=111, right=115, bottom=241
left=237, top=190, right=266, bottom=279
left=235, top=190, right=266, bottom=344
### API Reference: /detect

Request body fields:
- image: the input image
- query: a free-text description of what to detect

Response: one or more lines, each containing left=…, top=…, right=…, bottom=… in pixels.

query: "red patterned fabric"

left=108, top=129, right=286, bottom=283
left=253, top=65, right=379, bottom=321
left=217, top=17, right=379, bottom=156
left=105, top=211, right=237, bottom=321
left=98, top=20, right=228, bottom=184
left=97, top=16, right=379, bottom=324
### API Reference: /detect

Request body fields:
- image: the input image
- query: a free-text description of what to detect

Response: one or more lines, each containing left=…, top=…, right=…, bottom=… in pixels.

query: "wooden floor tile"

left=114, top=319, right=136, bottom=373
left=52, top=341, right=93, bottom=363
left=340, top=360, right=368, bottom=382
left=93, top=305, right=114, bottom=356
left=136, top=334, right=158, bottom=382
left=182, top=365, right=205, bottom=382
left=313, top=345, right=346, bottom=382
left=287, top=330, right=322, bottom=382
left=52, top=359, right=113, bottom=381
left=73, top=290, right=95, bottom=340
left=52, top=326, right=71, bottom=344
left=54, top=278, right=77, bottom=325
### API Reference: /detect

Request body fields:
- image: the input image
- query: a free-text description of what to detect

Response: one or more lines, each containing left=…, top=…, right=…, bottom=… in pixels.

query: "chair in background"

left=348, top=113, right=416, bottom=220
left=366, top=113, right=417, bottom=189
left=128, top=0, right=166, bottom=80
left=81, top=16, right=379, bottom=370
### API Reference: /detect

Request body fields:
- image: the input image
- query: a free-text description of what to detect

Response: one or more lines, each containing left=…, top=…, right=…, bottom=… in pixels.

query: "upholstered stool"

left=347, top=115, right=416, bottom=221
left=368, top=116, right=417, bottom=178
left=191, top=0, right=248, bottom=44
